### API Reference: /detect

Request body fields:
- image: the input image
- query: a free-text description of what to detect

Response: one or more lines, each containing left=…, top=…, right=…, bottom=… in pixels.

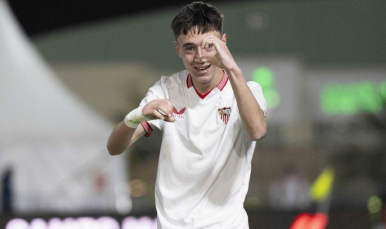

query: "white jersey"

left=139, top=70, right=267, bottom=229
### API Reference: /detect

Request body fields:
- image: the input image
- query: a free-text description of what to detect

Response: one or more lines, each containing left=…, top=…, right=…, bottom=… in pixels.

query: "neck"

left=192, top=69, right=224, bottom=94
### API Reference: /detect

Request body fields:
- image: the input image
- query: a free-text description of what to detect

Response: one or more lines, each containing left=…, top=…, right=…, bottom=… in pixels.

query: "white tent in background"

left=0, top=0, right=131, bottom=213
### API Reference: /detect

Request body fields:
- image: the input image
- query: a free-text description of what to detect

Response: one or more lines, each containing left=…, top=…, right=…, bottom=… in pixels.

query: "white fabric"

left=0, top=0, right=129, bottom=213
left=139, top=70, right=266, bottom=229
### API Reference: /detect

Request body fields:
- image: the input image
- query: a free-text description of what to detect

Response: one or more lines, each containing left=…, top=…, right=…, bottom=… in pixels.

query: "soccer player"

left=107, top=1, right=267, bottom=228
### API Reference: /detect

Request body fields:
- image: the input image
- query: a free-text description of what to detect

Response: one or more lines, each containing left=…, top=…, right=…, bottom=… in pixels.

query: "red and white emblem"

left=173, top=107, right=186, bottom=119
left=218, top=107, right=231, bottom=124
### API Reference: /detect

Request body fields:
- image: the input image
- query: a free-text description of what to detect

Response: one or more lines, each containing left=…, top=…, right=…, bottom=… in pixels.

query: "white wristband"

left=124, top=106, right=150, bottom=128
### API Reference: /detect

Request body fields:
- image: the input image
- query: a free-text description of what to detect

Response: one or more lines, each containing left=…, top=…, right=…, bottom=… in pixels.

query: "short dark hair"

left=171, top=1, right=224, bottom=39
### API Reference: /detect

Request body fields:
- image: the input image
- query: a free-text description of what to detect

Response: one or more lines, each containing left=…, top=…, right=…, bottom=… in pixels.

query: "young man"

left=107, top=2, right=267, bottom=228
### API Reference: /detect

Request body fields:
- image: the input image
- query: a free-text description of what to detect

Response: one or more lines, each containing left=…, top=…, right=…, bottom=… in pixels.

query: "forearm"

left=107, top=121, right=141, bottom=155
left=107, top=98, right=175, bottom=155
left=226, top=67, right=267, bottom=140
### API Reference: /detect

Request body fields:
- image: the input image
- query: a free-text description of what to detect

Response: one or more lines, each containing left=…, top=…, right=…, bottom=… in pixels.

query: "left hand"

left=196, top=35, right=238, bottom=72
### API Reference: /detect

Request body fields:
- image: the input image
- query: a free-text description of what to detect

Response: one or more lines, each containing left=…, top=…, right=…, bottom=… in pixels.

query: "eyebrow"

left=182, top=42, right=197, bottom=47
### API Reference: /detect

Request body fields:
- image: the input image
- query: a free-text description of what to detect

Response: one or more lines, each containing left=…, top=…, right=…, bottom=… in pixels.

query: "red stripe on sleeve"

left=140, top=121, right=153, bottom=137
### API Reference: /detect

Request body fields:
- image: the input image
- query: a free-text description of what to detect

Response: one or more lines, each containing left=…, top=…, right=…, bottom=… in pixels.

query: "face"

left=175, top=30, right=226, bottom=86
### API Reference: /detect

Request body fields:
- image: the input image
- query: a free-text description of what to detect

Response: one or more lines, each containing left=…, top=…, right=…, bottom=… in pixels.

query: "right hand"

left=142, top=99, right=176, bottom=122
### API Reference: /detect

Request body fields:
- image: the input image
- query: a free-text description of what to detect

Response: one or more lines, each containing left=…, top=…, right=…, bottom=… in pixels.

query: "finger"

left=200, top=35, right=214, bottom=46
left=159, top=105, right=173, bottom=117
left=157, top=109, right=167, bottom=116
left=152, top=110, right=165, bottom=120
left=164, top=116, right=176, bottom=123
left=201, top=36, right=219, bottom=49
left=201, top=40, right=214, bottom=50
left=163, top=101, right=175, bottom=117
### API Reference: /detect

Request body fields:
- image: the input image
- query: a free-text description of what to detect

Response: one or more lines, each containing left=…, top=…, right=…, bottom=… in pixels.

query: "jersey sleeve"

left=139, top=76, right=169, bottom=136
left=247, top=81, right=267, bottom=117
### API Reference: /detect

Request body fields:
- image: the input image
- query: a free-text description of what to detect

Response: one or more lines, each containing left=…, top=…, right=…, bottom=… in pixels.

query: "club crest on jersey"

left=173, top=107, right=186, bottom=119
left=218, top=107, right=231, bottom=124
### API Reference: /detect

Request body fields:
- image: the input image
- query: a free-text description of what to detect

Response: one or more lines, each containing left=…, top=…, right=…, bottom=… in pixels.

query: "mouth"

left=194, top=65, right=211, bottom=73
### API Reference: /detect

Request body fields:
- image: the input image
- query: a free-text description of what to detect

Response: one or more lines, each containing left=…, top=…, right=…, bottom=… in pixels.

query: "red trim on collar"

left=186, top=70, right=228, bottom=99
left=217, top=72, right=228, bottom=91
left=193, top=87, right=212, bottom=99
left=186, top=73, right=193, bottom=88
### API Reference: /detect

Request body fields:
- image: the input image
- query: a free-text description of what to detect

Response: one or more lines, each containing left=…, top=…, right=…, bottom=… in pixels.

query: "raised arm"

left=199, top=34, right=267, bottom=140
left=226, top=67, right=267, bottom=140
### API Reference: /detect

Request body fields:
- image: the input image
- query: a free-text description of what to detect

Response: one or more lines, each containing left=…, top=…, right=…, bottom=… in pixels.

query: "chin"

left=196, top=77, right=213, bottom=84
left=191, top=72, right=214, bottom=83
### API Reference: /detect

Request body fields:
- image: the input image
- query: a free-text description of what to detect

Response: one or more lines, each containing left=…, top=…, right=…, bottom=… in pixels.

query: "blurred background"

left=1, top=0, right=385, bottom=228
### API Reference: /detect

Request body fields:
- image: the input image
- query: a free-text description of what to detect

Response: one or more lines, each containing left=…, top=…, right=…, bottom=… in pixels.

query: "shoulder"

left=158, top=70, right=189, bottom=88
left=246, top=81, right=266, bottom=102
left=147, top=70, right=188, bottom=97
left=246, top=81, right=263, bottom=90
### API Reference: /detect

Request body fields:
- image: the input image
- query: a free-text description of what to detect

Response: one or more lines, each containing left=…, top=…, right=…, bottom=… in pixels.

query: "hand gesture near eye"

left=197, top=34, right=238, bottom=72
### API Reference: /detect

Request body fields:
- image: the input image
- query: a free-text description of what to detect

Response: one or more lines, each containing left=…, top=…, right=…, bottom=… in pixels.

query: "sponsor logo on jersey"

left=218, top=107, right=231, bottom=124
left=173, top=107, right=186, bottom=119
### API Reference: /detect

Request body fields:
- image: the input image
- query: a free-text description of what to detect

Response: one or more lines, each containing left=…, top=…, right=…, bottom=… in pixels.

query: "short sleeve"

left=139, top=76, right=169, bottom=107
left=140, top=120, right=162, bottom=137
left=138, top=77, right=169, bottom=136
left=247, top=81, right=267, bottom=117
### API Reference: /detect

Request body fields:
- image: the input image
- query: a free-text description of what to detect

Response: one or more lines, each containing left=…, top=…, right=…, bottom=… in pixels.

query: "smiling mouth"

left=194, top=65, right=211, bottom=71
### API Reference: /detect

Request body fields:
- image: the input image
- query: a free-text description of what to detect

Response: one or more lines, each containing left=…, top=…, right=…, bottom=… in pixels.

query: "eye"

left=206, top=44, right=214, bottom=50
left=184, top=46, right=194, bottom=53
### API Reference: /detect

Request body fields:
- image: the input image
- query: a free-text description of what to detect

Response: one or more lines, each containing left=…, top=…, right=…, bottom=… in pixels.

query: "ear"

left=175, top=41, right=182, bottom=57
left=222, top=33, right=227, bottom=44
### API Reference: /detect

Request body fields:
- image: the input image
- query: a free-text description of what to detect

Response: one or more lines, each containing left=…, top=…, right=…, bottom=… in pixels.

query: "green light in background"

left=252, top=67, right=279, bottom=109
left=321, top=85, right=357, bottom=115
left=320, top=80, right=385, bottom=116
left=368, top=195, right=382, bottom=214
left=340, top=85, right=358, bottom=115
left=357, top=82, right=382, bottom=113
left=378, top=81, right=386, bottom=99
left=252, top=67, right=273, bottom=89
left=321, top=85, right=338, bottom=114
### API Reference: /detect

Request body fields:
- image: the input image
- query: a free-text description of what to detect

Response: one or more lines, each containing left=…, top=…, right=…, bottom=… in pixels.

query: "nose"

left=194, top=47, right=203, bottom=62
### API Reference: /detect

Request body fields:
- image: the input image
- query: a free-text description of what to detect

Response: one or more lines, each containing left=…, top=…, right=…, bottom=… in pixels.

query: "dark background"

left=8, top=0, right=265, bottom=37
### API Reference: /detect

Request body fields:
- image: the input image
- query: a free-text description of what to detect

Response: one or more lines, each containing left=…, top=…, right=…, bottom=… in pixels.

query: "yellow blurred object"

left=310, top=167, right=335, bottom=202
left=368, top=195, right=382, bottom=214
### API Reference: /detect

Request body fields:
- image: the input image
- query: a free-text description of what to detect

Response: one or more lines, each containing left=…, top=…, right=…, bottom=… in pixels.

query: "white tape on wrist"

left=124, top=107, right=150, bottom=128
